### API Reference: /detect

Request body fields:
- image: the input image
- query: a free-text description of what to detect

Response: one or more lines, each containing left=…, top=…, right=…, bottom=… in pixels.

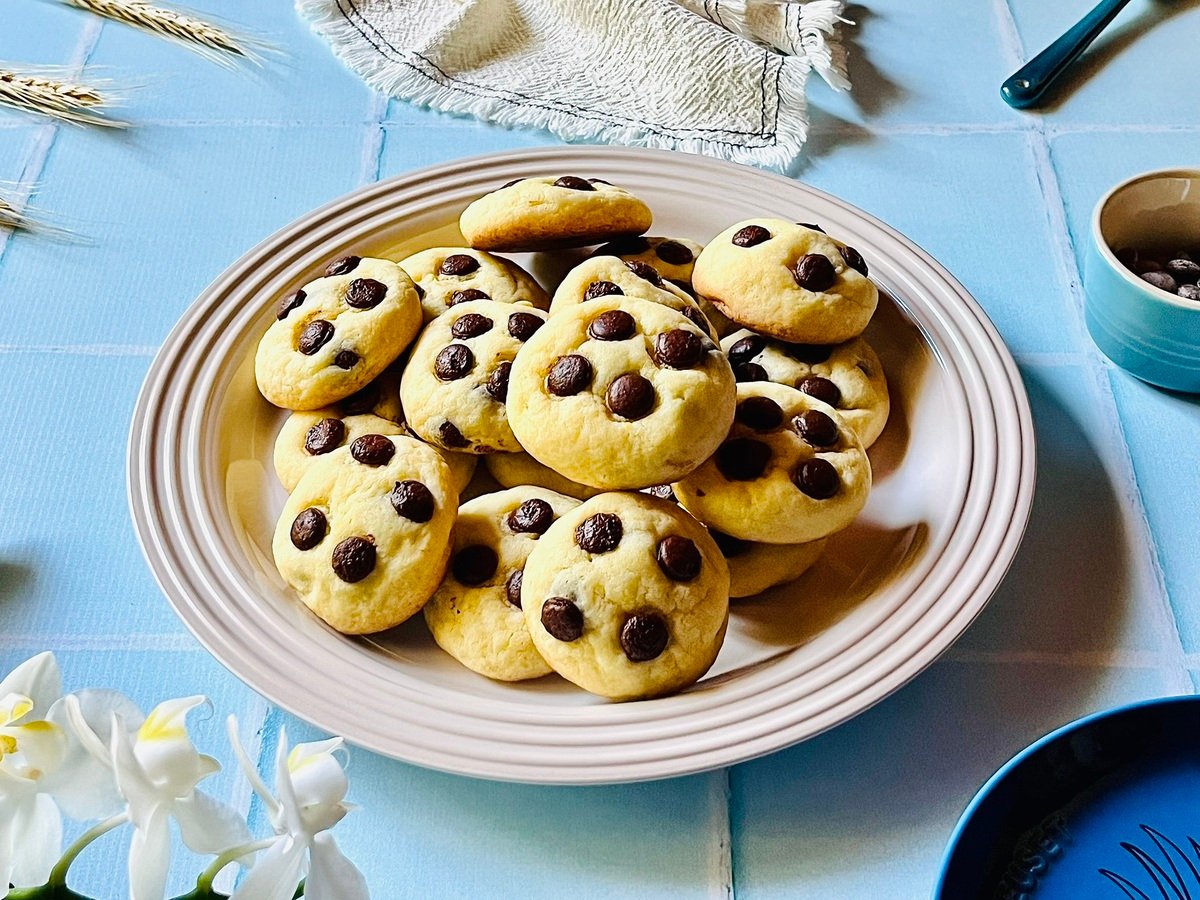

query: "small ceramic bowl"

left=1084, top=168, right=1200, bottom=392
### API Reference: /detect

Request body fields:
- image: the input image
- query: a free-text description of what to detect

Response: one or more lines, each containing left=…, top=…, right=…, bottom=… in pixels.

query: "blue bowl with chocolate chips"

left=1084, top=168, right=1200, bottom=392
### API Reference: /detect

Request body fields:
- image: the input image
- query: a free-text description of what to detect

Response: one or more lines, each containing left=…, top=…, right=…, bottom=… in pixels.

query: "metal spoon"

left=1001, top=0, right=1132, bottom=109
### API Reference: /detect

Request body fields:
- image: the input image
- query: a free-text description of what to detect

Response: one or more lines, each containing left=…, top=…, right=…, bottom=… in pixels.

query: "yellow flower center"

left=0, top=734, right=16, bottom=757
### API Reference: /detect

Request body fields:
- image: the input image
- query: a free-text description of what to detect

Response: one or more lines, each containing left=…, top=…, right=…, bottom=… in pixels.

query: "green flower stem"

left=194, top=838, right=276, bottom=893
left=47, top=813, right=128, bottom=888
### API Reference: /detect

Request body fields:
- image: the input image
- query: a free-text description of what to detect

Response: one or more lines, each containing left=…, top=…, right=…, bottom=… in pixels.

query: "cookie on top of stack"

left=254, top=173, right=890, bottom=702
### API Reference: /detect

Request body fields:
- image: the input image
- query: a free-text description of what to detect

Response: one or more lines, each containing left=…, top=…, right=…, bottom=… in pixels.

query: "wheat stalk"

left=0, top=67, right=126, bottom=127
left=57, top=0, right=268, bottom=67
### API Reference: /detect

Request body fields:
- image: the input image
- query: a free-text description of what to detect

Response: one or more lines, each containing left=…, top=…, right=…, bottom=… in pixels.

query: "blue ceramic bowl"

left=1084, top=168, right=1200, bottom=393
left=936, top=695, right=1200, bottom=899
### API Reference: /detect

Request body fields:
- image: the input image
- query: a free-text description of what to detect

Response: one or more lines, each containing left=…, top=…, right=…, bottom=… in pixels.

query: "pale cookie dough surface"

left=397, top=247, right=548, bottom=323
left=400, top=300, right=548, bottom=453
left=591, top=235, right=704, bottom=287
left=722, top=330, right=890, bottom=448
left=673, top=381, right=872, bottom=544
left=484, top=451, right=605, bottom=501
left=692, top=219, right=878, bottom=344
left=273, top=411, right=475, bottom=494
left=507, top=297, right=736, bottom=490
left=549, top=256, right=718, bottom=340
left=272, top=434, right=457, bottom=634
left=424, top=487, right=580, bottom=682
left=710, top=530, right=827, bottom=599
left=521, top=492, right=729, bottom=701
left=255, top=256, right=422, bottom=410
left=459, top=176, right=652, bottom=252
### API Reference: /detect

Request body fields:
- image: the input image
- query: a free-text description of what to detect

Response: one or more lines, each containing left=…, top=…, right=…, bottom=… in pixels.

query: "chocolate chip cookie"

left=521, top=492, right=729, bottom=700
left=709, top=529, right=827, bottom=599
left=400, top=300, right=548, bottom=453
left=506, top=297, right=736, bottom=489
left=673, top=381, right=872, bottom=543
left=256, top=256, right=423, bottom=410
left=722, top=330, right=890, bottom=448
left=692, top=219, right=878, bottom=344
left=459, top=176, right=653, bottom=252
left=397, top=246, right=549, bottom=323
left=272, top=434, right=457, bottom=634
left=484, top=451, right=605, bottom=501
left=424, top=486, right=580, bottom=682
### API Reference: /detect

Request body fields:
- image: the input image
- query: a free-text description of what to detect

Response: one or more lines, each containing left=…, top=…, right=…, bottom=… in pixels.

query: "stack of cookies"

left=255, top=174, right=890, bottom=702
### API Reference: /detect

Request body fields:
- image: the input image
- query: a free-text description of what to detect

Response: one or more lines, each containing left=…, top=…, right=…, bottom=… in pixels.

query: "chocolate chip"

left=653, top=329, right=704, bottom=369
left=607, top=373, right=655, bottom=420
left=305, top=418, right=346, bottom=455
left=620, top=614, right=669, bottom=661
left=508, top=498, right=554, bottom=534
left=452, top=544, right=498, bottom=585
left=797, top=375, right=841, bottom=406
left=505, top=569, right=524, bottom=608
left=451, top=313, right=494, bottom=339
left=716, top=438, right=772, bottom=481
left=1180, top=284, right=1200, bottom=302
left=668, top=278, right=696, bottom=298
left=390, top=480, right=434, bottom=522
left=414, top=283, right=426, bottom=300
left=331, top=536, right=376, bottom=583
left=325, top=256, right=360, bottom=277
left=646, top=484, right=677, bottom=503
left=541, top=597, right=584, bottom=641
left=350, top=433, right=395, bottom=466
left=450, top=288, right=490, bottom=305
left=298, top=320, right=334, bottom=355
left=277, top=289, right=305, bottom=320
left=588, top=309, right=636, bottom=341
left=1141, top=271, right=1178, bottom=293
left=784, top=342, right=833, bottom=364
left=507, top=312, right=544, bottom=341
left=710, top=530, right=750, bottom=558
left=1166, top=259, right=1200, bottom=283
left=839, top=246, right=868, bottom=277
left=576, top=512, right=622, bottom=553
left=794, top=458, right=840, bottom=499
left=345, top=278, right=387, bottom=309
left=434, top=344, right=474, bottom=381
left=289, top=508, right=327, bottom=551
left=656, top=535, right=701, bottom=582
left=733, top=362, right=768, bottom=383
left=655, top=241, right=694, bottom=265
left=480, top=361, right=509, bottom=402
left=439, top=421, right=468, bottom=448
left=736, top=396, right=784, bottom=431
left=547, top=355, right=593, bottom=396
left=340, top=384, right=379, bottom=415
left=596, top=236, right=650, bottom=256
left=727, top=335, right=765, bottom=366
left=794, top=410, right=839, bottom=447
left=682, top=307, right=712, bottom=336
left=1116, top=248, right=1138, bottom=268
left=501, top=178, right=523, bottom=189
left=625, top=260, right=663, bottom=286
left=588, top=178, right=612, bottom=186
left=732, top=225, right=771, bottom=247
left=584, top=281, right=624, bottom=300
left=440, top=254, right=480, bottom=277
left=333, top=349, right=359, bottom=369
left=798, top=222, right=826, bottom=233
left=553, top=176, right=595, bottom=191
left=793, top=254, right=837, bottom=292
left=1134, top=259, right=1163, bottom=275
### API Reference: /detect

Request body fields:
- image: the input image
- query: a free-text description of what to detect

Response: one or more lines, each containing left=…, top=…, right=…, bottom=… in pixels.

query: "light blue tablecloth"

left=3, top=1, right=1199, bottom=896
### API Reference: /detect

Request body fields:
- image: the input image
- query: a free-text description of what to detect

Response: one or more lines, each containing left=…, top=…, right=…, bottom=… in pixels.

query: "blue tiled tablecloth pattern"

left=2, top=1, right=1198, bottom=896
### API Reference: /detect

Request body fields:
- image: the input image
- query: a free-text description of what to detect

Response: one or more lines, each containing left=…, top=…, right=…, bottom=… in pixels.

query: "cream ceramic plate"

left=129, top=147, right=1034, bottom=784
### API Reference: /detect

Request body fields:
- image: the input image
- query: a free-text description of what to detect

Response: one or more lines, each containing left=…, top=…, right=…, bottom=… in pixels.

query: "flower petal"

left=112, top=715, right=159, bottom=829
left=173, top=789, right=251, bottom=854
left=226, top=715, right=280, bottom=823
left=0, top=652, right=61, bottom=719
left=306, top=833, right=369, bottom=900
left=273, top=729, right=306, bottom=839
left=129, top=806, right=171, bottom=900
left=288, top=746, right=348, bottom=835
left=6, top=720, right=67, bottom=781
left=230, top=836, right=307, bottom=900
left=134, top=697, right=216, bottom=796
left=9, top=792, right=61, bottom=888
left=43, top=690, right=141, bottom=820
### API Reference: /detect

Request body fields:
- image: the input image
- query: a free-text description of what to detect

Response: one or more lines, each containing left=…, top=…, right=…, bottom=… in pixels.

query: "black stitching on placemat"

left=337, top=0, right=780, bottom=147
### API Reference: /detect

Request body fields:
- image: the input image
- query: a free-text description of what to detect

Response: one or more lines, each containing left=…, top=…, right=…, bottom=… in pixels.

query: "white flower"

left=227, top=718, right=368, bottom=900
left=72, top=696, right=250, bottom=900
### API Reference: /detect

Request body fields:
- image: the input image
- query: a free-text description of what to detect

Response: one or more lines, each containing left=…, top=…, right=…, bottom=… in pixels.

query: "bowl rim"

left=935, top=692, right=1200, bottom=897
left=1091, top=166, right=1200, bottom=311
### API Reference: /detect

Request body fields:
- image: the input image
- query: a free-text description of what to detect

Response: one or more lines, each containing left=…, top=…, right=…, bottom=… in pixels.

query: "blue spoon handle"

left=1001, top=0, right=1132, bottom=109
